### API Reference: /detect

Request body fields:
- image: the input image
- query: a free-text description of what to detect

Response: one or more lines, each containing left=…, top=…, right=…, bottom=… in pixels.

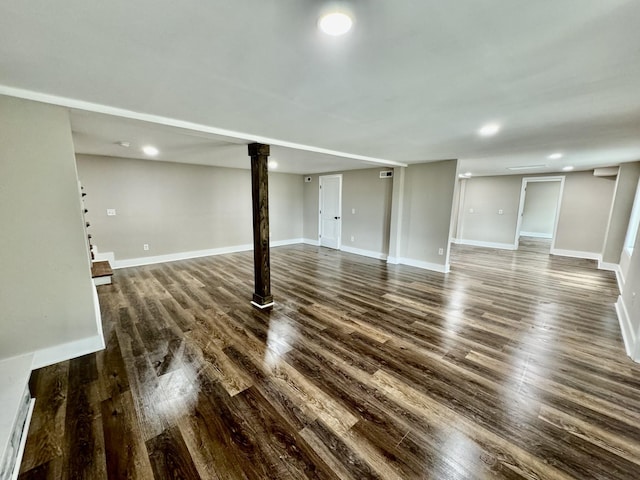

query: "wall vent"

left=380, top=170, right=393, bottom=178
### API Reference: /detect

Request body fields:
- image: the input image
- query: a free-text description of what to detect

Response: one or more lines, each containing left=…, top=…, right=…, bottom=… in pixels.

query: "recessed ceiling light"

left=548, top=153, right=563, bottom=160
left=562, top=166, right=574, bottom=171
left=116, top=141, right=131, bottom=148
left=142, top=145, right=159, bottom=156
left=318, top=12, right=353, bottom=36
left=268, top=160, right=278, bottom=170
left=478, top=123, right=501, bottom=137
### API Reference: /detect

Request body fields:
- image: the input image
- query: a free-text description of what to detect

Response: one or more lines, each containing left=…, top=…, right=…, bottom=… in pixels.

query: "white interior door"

left=319, top=175, right=342, bottom=249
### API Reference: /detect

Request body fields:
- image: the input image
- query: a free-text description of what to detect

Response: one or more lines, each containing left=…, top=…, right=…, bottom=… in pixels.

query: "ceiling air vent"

left=380, top=170, right=393, bottom=179
left=593, top=167, right=619, bottom=177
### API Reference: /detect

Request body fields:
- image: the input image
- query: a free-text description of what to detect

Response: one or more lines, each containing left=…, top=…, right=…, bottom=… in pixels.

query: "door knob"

left=334, top=216, right=341, bottom=219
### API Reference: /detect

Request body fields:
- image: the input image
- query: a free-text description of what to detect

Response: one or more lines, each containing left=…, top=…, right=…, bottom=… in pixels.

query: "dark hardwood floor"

left=19, top=239, right=640, bottom=479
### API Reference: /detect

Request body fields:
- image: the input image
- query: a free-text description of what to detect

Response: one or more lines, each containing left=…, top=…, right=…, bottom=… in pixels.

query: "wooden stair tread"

left=91, top=260, right=113, bottom=278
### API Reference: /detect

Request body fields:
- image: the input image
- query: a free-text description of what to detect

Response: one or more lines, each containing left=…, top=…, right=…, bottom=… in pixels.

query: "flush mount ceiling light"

left=507, top=165, right=545, bottom=171
left=318, top=12, right=353, bottom=36
left=268, top=160, right=278, bottom=170
left=142, top=145, right=159, bottom=156
left=478, top=123, right=501, bottom=137
left=562, top=166, right=574, bottom=171
left=548, top=152, right=563, bottom=160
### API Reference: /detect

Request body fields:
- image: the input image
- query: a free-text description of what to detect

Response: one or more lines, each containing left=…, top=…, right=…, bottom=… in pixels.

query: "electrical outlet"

left=498, top=209, right=504, bottom=215
left=469, top=208, right=474, bottom=214
left=106, top=209, right=116, bottom=216
left=352, top=208, right=356, bottom=214
left=438, top=247, right=444, bottom=255
left=351, top=235, right=355, bottom=242
left=143, top=244, right=149, bottom=251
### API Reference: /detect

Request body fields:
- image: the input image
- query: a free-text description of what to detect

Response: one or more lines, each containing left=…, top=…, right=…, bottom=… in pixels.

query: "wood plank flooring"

left=19, top=239, right=640, bottom=479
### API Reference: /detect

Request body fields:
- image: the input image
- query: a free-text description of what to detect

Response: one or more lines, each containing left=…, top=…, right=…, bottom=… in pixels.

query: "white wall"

left=0, top=96, right=102, bottom=365
left=617, top=227, right=640, bottom=362
left=76, top=155, right=303, bottom=263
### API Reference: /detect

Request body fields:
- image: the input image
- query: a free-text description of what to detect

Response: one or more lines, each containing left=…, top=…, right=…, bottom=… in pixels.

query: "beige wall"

left=399, top=160, right=458, bottom=267
left=76, top=155, right=303, bottom=261
left=458, top=175, right=522, bottom=245
left=302, top=168, right=393, bottom=255
left=0, top=96, right=100, bottom=362
left=554, top=171, right=616, bottom=254
left=601, top=163, right=640, bottom=264
left=520, top=181, right=561, bottom=236
left=457, top=172, right=616, bottom=254
left=303, top=176, right=319, bottom=241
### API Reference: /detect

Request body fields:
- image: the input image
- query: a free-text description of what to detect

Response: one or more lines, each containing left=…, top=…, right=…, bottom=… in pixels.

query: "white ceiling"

left=1, top=1, right=639, bottom=175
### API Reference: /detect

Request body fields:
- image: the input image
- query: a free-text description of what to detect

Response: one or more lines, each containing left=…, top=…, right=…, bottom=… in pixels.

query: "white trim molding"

left=112, top=239, right=304, bottom=269
left=113, top=244, right=252, bottom=268
left=271, top=238, right=305, bottom=248
left=340, top=245, right=387, bottom=261
left=0, top=85, right=407, bottom=169
left=550, top=248, right=602, bottom=261
left=92, top=248, right=115, bottom=265
left=302, top=238, right=320, bottom=246
left=32, top=334, right=105, bottom=370
left=388, top=257, right=450, bottom=273
left=31, top=285, right=106, bottom=369
left=615, top=296, right=639, bottom=362
left=598, top=261, right=623, bottom=293
left=453, top=239, right=517, bottom=251
left=519, top=232, right=553, bottom=239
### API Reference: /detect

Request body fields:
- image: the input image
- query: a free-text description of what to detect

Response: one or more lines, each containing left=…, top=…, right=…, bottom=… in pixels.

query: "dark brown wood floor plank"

left=101, top=391, right=154, bottom=479
left=19, top=238, right=640, bottom=479
left=147, top=426, right=200, bottom=480
left=19, top=362, right=69, bottom=473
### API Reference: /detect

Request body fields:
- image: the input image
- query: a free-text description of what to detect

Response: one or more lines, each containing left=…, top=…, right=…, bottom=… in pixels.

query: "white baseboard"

left=113, top=244, right=253, bottom=268
left=453, top=239, right=517, bottom=251
left=598, top=261, right=623, bottom=293
left=271, top=238, right=304, bottom=248
left=550, top=248, right=602, bottom=261
left=93, top=250, right=115, bottom=265
left=113, top=238, right=306, bottom=268
left=93, top=276, right=112, bottom=286
left=31, top=285, right=105, bottom=369
left=615, top=296, right=638, bottom=362
left=31, top=333, right=106, bottom=370
left=520, top=232, right=553, bottom=239
left=10, top=398, right=35, bottom=480
left=302, top=238, right=320, bottom=246
left=340, top=245, right=387, bottom=261
left=388, top=257, right=450, bottom=273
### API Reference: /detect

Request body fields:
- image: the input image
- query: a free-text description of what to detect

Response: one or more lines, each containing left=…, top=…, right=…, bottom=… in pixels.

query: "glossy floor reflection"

left=19, top=239, right=640, bottom=479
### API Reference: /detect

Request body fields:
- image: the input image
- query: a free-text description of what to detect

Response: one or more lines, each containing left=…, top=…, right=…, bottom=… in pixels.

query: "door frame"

left=318, top=174, right=343, bottom=249
left=514, top=176, right=565, bottom=249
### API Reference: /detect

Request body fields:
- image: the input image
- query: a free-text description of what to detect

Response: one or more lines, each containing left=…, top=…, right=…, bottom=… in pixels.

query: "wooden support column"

left=248, top=143, right=274, bottom=309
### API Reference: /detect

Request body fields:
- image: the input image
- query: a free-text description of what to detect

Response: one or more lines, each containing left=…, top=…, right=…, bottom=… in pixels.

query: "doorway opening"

left=514, top=176, right=565, bottom=252
left=318, top=174, right=342, bottom=249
